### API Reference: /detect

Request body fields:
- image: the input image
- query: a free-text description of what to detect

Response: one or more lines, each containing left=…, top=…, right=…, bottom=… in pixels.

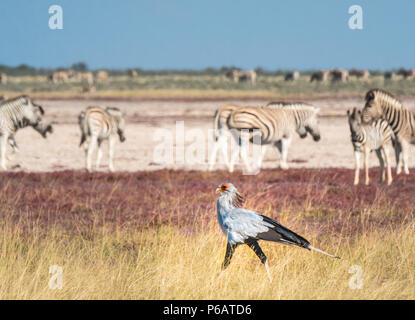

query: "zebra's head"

left=296, top=126, right=307, bottom=139
left=362, top=89, right=400, bottom=124
left=20, top=97, right=53, bottom=138
left=31, top=102, right=53, bottom=138
left=362, top=89, right=382, bottom=123
left=106, top=107, right=126, bottom=143
left=303, top=108, right=321, bottom=142
left=347, top=108, right=363, bottom=141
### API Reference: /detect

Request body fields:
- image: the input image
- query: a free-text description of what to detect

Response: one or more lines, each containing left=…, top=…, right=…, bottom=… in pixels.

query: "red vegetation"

left=0, top=169, right=413, bottom=236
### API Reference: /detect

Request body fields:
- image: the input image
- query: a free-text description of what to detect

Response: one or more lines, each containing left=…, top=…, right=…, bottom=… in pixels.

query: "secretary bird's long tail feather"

left=258, top=215, right=340, bottom=259
left=308, top=245, right=340, bottom=259
left=258, top=215, right=310, bottom=249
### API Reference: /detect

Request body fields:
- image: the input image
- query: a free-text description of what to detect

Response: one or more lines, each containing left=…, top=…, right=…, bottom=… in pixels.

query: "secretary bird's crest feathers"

left=232, top=192, right=244, bottom=208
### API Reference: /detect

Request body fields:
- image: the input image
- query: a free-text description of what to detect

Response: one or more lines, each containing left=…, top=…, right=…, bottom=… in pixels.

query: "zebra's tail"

left=213, top=109, right=221, bottom=142
left=78, top=111, right=87, bottom=147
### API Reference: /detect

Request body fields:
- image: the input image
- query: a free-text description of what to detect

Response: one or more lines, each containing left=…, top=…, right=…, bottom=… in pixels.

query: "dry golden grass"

left=1, top=219, right=414, bottom=299
left=1, top=169, right=414, bottom=300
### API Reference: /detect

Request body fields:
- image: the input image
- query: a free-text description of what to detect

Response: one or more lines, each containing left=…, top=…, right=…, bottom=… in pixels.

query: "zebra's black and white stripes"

left=0, top=95, right=52, bottom=169
left=347, top=107, right=394, bottom=185
left=362, top=88, right=415, bottom=175
left=208, top=103, right=321, bottom=172
left=78, top=106, right=126, bottom=172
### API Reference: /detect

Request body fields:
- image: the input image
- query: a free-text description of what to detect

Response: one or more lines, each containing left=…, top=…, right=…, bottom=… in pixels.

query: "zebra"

left=284, top=71, right=300, bottom=81
left=225, top=104, right=320, bottom=172
left=384, top=71, right=396, bottom=81
left=208, top=102, right=317, bottom=172
left=128, top=69, right=138, bottom=78
left=347, top=108, right=394, bottom=185
left=0, top=95, right=53, bottom=170
left=310, top=70, right=329, bottom=82
left=330, top=69, right=349, bottom=82
left=349, top=69, right=370, bottom=81
left=396, top=68, right=415, bottom=80
left=79, top=106, right=126, bottom=172
left=224, top=69, right=257, bottom=84
left=361, top=88, right=414, bottom=175
left=0, top=73, right=8, bottom=84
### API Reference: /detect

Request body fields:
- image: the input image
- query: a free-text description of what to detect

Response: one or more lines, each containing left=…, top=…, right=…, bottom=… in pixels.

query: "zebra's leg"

left=256, top=144, right=267, bottom=170
left=208, top=139, right=218, bottom=171
left=0, top=134, right=8, bottom=170
left=401, top=140, right=410, bottom=175
left=229, top=130, right=240, bottom=173
left=354, top=151, right=361, bottom=185
left=383, top=147, right=393, bottom=185
left=86, top=135, right=97, bottom=172
left=375, top=149, right=385, bottom=184
left=280, top=136, right=292, bottom=169
left=108, top=135, right=115, bottom=172
left=96, top=139, right=103, bottom=170
left=209, top=133, right=227, bottom=171
left=239, top=137, right=252, bottom=173
left=219, top=135, right=231, bottom=171
left=394, top=139, right=403, bottom=174
left=364, top=148, right=370, bottom=185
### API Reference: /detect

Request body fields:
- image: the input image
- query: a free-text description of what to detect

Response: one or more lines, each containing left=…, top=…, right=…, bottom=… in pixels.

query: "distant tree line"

left=0, top=63, right=402, bottom=77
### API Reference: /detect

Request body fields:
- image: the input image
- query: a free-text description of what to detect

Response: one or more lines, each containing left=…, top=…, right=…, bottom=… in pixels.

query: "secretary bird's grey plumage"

left=216, top=183, right=339, bottom=282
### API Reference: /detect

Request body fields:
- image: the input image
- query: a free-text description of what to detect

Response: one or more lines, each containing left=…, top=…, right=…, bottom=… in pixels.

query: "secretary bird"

left=216, top=183, right=340, bottom=282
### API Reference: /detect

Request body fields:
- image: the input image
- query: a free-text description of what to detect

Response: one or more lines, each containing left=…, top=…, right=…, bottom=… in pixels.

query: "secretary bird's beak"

left=216, top=187, right=222, bottom=193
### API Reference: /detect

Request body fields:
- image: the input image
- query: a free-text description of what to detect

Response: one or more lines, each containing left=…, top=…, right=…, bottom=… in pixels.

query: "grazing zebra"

left=347, top=108, right=394, bottom=185
left=384, top=72, right=396, bottom=80
left=397, top=68, right=415, bottom=80
left=0, top=73, right=8, bottom=84
left=310, top=70, right=329, bottom=82
left=349, top=69, right=370, bottom=81
left=79, top=106, right=126, bottom=172
left=330, top=69, right=349, bottom=82
left=128, top=69, right=138, bottom=78
left=224, top=69, right=257, bottom=84
left=284, top=71, right=300, bottom=81
left=0, top=96, right=53, bottom=170
left=227, top=103, right=320, bottom=172
left=361, top=88, right=414, bottom=175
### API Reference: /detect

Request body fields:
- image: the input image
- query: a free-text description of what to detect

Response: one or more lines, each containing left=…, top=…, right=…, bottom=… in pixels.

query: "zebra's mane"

left=266, top=101, right=307, bottom=107
left=366, top=89, right=403, bottom=109
left=0, top=95, right=28, bottom=107
left=266, top=102, right=318, bottom=113
left=106, top=106, right=123, bottom=117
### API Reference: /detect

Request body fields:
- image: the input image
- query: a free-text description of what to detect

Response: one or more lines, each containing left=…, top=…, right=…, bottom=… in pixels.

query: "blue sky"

left=0, top=0, right=414, bottom=70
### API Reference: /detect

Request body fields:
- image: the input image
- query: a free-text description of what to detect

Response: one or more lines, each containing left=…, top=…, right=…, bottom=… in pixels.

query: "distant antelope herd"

left=1, top=68, right=415, bottom=85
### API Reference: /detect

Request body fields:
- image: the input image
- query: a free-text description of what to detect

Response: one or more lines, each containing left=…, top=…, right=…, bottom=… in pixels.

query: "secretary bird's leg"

left=245, top=239, right=272, bottom=283
left=217, top=242, right=238, bottom=280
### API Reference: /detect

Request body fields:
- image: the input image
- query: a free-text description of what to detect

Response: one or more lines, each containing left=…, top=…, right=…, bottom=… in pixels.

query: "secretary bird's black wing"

left=256, top=215, right=311, bottom=249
